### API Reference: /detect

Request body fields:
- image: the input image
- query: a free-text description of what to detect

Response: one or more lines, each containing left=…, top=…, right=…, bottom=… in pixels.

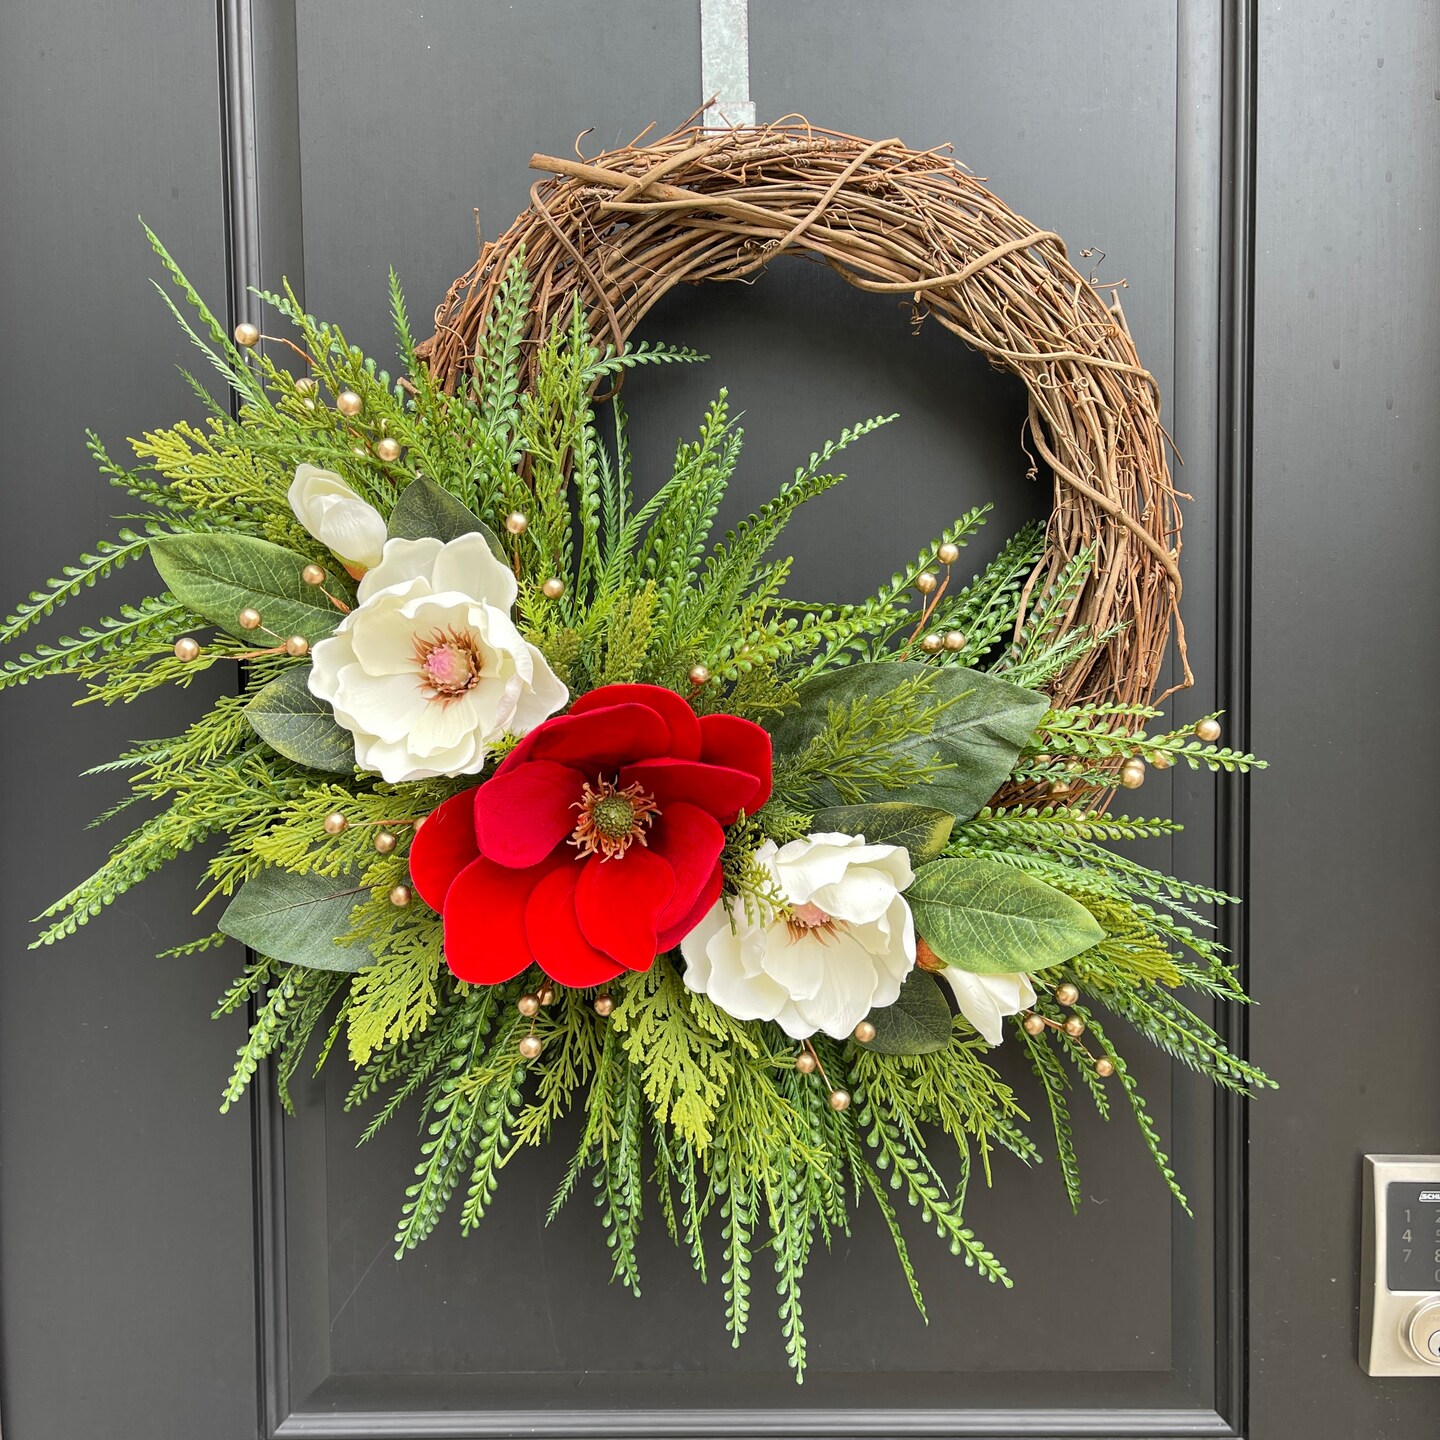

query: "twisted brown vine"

left=419, top=119, right=1189, bottom=715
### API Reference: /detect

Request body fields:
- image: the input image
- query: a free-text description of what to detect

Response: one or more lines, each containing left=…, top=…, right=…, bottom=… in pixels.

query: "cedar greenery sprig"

left=0, top=230, right=1271, bottom=1383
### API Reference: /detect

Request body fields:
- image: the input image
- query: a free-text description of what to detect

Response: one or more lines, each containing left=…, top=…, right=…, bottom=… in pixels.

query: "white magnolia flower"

left=931, top=963, right=1036, bottom=1047
left=288, top=463, right=388, bottom=571
left=308, top=533, right=567, bottom=783
left=681, top=832, right=916, bottom=1039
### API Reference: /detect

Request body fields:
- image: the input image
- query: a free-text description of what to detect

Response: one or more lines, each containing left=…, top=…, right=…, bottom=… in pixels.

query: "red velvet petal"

left=524, top=863, right=626, bottom=987
left=473, top=759, right=583, bottom=868
left=442, top=855, right=549, bottom=984
left=574, top=848, right=674, bottom=971
left=697, top=713, right=773, bottom=811
left=648, top=801, right=725, bottom=931
left=570, top=684, right=702, bottom=760
left=408, top=788, right=482, bottom=911
left=524, top=702, right=671, bottom=774
left=656, top=865, right=724, bottom=952
left=618, top=757, right=760, bottom=824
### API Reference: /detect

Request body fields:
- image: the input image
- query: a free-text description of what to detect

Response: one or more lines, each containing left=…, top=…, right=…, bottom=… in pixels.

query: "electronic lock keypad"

left=1361, top=1155, right=1440, bottom=1375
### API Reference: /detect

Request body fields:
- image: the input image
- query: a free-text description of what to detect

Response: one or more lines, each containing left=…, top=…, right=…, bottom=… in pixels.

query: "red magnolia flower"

left=408, top=683, right=772, bottom=987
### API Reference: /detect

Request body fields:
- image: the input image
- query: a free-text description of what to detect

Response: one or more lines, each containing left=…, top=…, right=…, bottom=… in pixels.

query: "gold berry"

left=541, top=577, right=566, bottom=600
left=375, top=436, right=401, bottom=464
left=516, top=993, right=541, bottom=1018
left=794, top=1051, right=819, bottom=1074
left=1022, top=1013, right=1047, bottom=1036
left=536, top=984, right=557, bottom=1007
left=294, top=376, right=317, bottom=394
left=237, top=607, right=263, bottom=630
left=853, top=1020, right=877, bottom=1044
left=322, top=811, right=348, bottom=835
left=592, top=994, right=615, bottom=1017
left=301, top=563, right=326, bottom=586
left=388, top=884, right=412, bottom=908
left=172, top=637, right=202, bottom=662
left=1119, top=760, right=1147, bottom=789
left=920, top=633, right=943, bottom=654
left=828, top=1088, right=852, bottom=1112
left=518, top=1034, right=544, bottom=1061
left=373, top=830, right=397, bottom=854
left=688, top=664, right=711, bottom=686
left=1150, top=751, right=1174, bottom=770
left=1095, top=1057, right=1116, bottom=1078
left=284, top=635, right=309, bottom=658
left=336, top=389, right=363, bottom=416
left=1055, top=982, right=1080, bottom=1006
left=914, top=570, right=939, bottom=594
left=1195, top=717, right=1223, bottom=743
left=937, top=542, right=961, bottom=565
left=1062, top=1015, right=1086, bottom=1038
left=504, top=511, right=528, bottom=534
left=943, top=630, right=966, bottom=651
left=233, top=322, right=260, bottom=347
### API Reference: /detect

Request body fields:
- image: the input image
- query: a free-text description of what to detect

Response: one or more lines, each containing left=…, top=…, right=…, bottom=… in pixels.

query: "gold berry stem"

left=899, top=571, right=952, bottom=657
left=255, top=332, right=316, bottom=367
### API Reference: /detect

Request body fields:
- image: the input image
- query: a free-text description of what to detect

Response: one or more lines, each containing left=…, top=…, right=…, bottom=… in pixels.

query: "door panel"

left=264, top=2, right=1228, bottom=1434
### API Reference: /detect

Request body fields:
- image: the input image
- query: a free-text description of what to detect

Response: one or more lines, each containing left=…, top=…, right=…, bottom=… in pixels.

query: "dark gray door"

left=1, top=3, right=1435, bottom=1437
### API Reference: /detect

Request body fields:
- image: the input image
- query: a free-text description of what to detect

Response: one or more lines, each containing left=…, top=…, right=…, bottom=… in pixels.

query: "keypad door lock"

left=1361, top=1155, right=1440, bottom=1375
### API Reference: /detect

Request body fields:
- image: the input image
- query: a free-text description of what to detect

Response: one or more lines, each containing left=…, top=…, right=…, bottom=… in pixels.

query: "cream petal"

left=352, top=731, right=448, bottom=784
left=935, top=968, right=1034, bottom=1047
left=507, top=645, right=568, bottom=733
left=331, top=667, right=429, bottom=744
left=809, top=864, right=900, bottom=925
left=429, top=532, right=518, bottom=611
left=314, top=496, right=388, bottom=569
left=472, top=604, right=529, bottom=672
left=346, top=594, right=440, bottom=675
left=359, top=536, right=445, bottom=601
left=705, top=943, right=792, bottom=1023
left=307, top=629, right=355, bottom=702
left=679, top=900, right=728, bottom=992
left=758, top=931, right=826, bottom=1002
left=771, top=998, right=820, bottom=1041
left=775, top=834, right=912, bottom=904
left=789, top=930, right=887, bottom=1039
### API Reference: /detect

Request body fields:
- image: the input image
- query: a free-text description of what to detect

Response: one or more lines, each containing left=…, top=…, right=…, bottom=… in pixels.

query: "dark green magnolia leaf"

left=809, top=802, right=954, bottom=864
left=218, top=867, right=373, bottom=972
left=769, top=660, right=1048, bottom=822
left=149, top=533, right=350, bottom=643
left=388, top=475, right=505, bottom=555
left=858, top=968, right=953, bottom=1055
left=907, top=855, right=1104, bottom=976
left=244, top=665, right=355, bottom=773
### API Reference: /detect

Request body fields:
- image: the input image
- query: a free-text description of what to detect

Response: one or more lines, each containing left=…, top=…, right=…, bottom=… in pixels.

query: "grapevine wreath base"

left=420, top=119, right=1193, bottom=720
left=0, top=121, right=1264, bottom=1380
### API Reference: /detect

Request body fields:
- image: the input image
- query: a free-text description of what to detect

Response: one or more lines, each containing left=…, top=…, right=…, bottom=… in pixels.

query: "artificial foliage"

left=1, top=232, right=1269, bottom=1380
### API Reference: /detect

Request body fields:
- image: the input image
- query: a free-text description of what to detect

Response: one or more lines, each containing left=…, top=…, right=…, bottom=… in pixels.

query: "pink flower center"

left=414, top=627, right=483, bottom=702
left=786, top=901, right=846, bottom=945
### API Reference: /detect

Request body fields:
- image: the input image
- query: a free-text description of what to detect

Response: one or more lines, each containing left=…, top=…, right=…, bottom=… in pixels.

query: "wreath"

left=2, top=122, right=1265, bottom=1380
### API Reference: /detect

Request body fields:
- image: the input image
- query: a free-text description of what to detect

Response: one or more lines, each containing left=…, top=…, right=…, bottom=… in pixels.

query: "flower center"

left=571, top=778, right=661, bottom=861
left=414, top=627, right=483, bottom=702
left=785, top=901, right=846, bottom=945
